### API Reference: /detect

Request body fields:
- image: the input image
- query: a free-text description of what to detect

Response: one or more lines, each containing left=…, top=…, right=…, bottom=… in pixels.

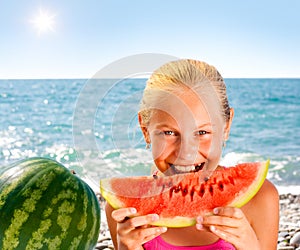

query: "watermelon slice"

left=100, top=161, right=269, bottom=228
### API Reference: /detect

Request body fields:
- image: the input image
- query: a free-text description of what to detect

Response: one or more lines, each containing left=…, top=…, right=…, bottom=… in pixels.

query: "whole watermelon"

left=0, top=157, right=100, bottom=250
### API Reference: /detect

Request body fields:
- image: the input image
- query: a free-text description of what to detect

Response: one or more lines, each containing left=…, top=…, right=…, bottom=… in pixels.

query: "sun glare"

left=30, top=9, right=56, bottom=35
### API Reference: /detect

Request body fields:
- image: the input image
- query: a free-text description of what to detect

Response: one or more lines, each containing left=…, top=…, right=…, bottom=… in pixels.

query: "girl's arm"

left=246, top=180, right=279, bottom=250
left=105, top=203, right=119, bottom=248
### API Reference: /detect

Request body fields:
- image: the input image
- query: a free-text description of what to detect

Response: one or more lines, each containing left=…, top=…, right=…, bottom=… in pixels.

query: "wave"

left=1, top=126, right=299, bottom=188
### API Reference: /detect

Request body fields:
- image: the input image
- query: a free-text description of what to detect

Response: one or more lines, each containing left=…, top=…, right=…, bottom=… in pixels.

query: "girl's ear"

left=138, top=112, right=151, bottom=144
left=224, top=108, right=234, bottom=141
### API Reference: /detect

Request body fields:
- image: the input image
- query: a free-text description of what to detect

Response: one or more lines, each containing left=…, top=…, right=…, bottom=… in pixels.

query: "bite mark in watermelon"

left=100, top=161, right=269, bottom=228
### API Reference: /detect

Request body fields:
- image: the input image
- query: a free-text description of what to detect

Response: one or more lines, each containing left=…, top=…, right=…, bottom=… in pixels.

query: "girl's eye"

left=197, top=130, right=208, bottom=135
left=164, top=131, right=175, bottom=136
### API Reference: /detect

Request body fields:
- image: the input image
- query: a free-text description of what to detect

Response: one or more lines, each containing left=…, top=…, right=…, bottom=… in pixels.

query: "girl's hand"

left=111, top=207, right=167, bottom=250
left=196, top=207, right=260, bottom=250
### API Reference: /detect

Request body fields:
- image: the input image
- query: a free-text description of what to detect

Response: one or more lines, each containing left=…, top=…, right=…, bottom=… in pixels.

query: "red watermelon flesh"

left=100, top=161, right=269, bottom=227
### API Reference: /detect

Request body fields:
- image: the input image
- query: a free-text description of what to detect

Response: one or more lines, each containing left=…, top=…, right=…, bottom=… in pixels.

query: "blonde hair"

left=139, top=59, right=231, bottom=125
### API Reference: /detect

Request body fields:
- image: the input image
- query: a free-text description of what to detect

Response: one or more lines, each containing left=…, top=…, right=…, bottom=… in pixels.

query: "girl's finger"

left=201, top=215, right=239, bottom=228
left=139, top=226, right=168, bottom=245
left=111, top=207, right=137, bottom=223
left=213, top=207, right=244, bottom=219
left=212, top=222, right=244, bottom=236
left=124, top=213, right=160, bottom=229
left=209, top=225, right=240, bottom=244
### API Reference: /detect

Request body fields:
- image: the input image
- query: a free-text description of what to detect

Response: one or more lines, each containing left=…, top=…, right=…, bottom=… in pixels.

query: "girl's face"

left=140, top=88, right=233, bottom=176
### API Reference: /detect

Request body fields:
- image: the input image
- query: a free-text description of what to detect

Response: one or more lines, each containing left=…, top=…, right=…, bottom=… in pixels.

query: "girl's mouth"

left=169, top=162, right=205, bottom=174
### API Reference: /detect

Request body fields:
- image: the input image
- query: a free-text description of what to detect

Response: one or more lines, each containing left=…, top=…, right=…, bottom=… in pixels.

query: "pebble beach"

left=277, top=193, right=300, bottom=250
left=95, top=193, right=300, bottom=250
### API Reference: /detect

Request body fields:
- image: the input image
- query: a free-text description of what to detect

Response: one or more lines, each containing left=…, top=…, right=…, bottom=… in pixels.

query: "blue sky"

left=1, top=0, right=299, bottom=78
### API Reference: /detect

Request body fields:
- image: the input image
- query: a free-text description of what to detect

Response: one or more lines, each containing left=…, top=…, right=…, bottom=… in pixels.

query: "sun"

left=30, top=8, right=56, bottom=35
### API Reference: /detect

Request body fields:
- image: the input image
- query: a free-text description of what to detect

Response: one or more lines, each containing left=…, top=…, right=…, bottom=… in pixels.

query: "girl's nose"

left=175, top=136, right=198, bottom=163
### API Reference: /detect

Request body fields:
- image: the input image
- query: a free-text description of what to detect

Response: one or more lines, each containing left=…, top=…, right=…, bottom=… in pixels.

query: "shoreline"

left=95, top=192, right=300, bottom=250
left=277, top=185, right=300, bottom=195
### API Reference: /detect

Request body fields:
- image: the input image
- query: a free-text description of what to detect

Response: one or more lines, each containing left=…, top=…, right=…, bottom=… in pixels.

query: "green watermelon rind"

left=0, top=157, right=101, bottom=250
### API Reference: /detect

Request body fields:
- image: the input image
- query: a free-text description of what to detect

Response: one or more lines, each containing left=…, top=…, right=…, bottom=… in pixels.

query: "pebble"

left=278, top=194, right=300, bottom=250
left=278, top=247, right=297, bottom=250
left=95, top=193, right=300, bottom=250
left=290, top=232, right=300, bottom=245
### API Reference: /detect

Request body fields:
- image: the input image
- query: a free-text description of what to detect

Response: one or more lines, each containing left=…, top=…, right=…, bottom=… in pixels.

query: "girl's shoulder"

left=242, top=179, right=279, bottom=222
left=251, top=179, right=279, bottom=206
left=241, top=180, right=279, bottom=249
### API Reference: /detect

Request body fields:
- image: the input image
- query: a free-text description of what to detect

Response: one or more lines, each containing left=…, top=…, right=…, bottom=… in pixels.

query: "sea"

left=0, top=78, right=299, bottom=193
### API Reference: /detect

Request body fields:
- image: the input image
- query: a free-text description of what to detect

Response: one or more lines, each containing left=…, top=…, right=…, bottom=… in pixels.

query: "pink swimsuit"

left=143, top=236, right=236, bottom=250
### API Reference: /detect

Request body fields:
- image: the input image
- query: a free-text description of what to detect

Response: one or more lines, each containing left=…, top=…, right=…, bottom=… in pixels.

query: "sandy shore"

left=95, top=193, right=300, bottom=250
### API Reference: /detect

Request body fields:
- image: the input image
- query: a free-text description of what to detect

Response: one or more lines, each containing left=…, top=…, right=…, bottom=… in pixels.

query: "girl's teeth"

left=171, top=163, right=204, bottom=173
left=173, top=165, right=195, bottom=173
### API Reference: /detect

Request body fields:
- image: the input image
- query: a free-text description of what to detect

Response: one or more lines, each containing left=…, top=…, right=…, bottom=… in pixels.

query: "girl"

left=105, top=59, right=279, bottom=250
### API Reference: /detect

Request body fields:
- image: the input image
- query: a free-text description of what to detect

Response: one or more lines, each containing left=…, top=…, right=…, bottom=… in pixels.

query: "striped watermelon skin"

left=0, top=157, right=100, bottom=250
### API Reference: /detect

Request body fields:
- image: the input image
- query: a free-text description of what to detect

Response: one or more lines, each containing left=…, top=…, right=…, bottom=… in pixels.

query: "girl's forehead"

left=149, top=91, right=224, bottom=128
left=143, top=85, right=225, bottom=128
left=165, top=88, right=220, bottom=112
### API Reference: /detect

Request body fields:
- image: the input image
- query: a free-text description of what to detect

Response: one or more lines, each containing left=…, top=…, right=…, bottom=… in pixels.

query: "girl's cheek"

left=198, top=140, right=211, bottom=154
left=206, top=147, right=223, bottom=171
left=151, top=139, right=168, bottom=161
left=199, top=136, right=223, bottom=171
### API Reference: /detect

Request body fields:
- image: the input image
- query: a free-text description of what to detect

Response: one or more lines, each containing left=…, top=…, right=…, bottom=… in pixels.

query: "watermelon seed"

left=182, top=186, right=188, bottom=196
left=190, top=187, right=195, bottom=201
left=169, top=187, right=175, bottom=198
left=209, top=185, right=214, bottom=196
left=199, top=184, right=205, bottom=197
left=218, top=182, right=224, bottom=191
left=169, top=184, right=190, bottom=198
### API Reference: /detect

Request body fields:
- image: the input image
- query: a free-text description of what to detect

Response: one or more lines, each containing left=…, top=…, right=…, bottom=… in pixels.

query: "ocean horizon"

left=1, top=78, right=299, bottom=193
